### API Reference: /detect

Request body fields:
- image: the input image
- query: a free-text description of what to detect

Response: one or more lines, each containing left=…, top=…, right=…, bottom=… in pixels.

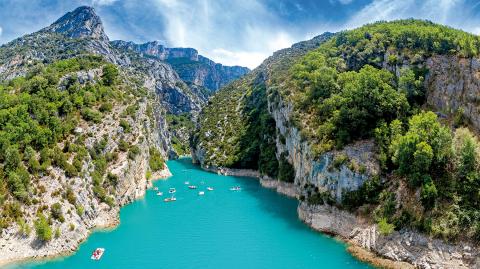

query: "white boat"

left=188, top=185, right=197, bottom=189
left=156, top=191, right=163, bottom=196
left=91, top=248, right=105, bottom=260
left=207, top=187, right=214, bottom=191
left=153, top=187, right=159, bottom=191
left=169, top=188, right=176, bottom=194
left=184, top=181, right=190, bottom=185
left=229, top=186, right=242, bottom=191
left=198, top=191, right=205, bottom=196
left=164, top=197, right=177, bottom=202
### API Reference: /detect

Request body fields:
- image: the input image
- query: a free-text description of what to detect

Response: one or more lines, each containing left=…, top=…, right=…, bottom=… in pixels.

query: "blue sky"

left=1, top=0, right=480, bottom=68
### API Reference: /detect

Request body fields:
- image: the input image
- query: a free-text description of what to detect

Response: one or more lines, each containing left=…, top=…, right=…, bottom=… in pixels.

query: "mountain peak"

left=45, top=6, right=108, bottom=41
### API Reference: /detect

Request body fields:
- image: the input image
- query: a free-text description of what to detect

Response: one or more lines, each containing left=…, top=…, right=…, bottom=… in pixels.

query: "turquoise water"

left=7, top=158, right=372, bottom=269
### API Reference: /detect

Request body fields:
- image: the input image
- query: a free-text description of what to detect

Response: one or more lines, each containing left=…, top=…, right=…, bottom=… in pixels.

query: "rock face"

left=425, top=55, right=480, bottom=131
left=0, top=68, right=172, bottom=265
left=192, top=31, right=480, bottom=268
left=298, top=203, right=478, bottom=269
left=111, top=40, right=198, bottom=61
left=111, top=40, right=250, bottom=91
left=270, top=94, right=379, bottom=202
left=0, top=5, right=208, bottom=265
left=43, top=6, right=109, bottom=41
left=0, top=7, right=209, bottom=115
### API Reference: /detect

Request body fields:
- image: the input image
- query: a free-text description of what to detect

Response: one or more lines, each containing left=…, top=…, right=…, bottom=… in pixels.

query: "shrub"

left=102, top=64, right=119, bottom=86
left=50, top=203, right=64, bottom=222
left=81, top=108, right=102, bottom=123
left=378, top=217, right=395, bottom=235
left=118, top=139, right=129, bottom=152
left=120, top=119, right=131, bottom=133
left=34, top=214, right=52, bottom=241
left=128, top=145, right=141, bottom=160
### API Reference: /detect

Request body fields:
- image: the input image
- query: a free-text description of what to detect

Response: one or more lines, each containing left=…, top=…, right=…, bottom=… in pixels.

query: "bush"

left=34, top=214, right=52, bottom=241
left=118, top=139, right=129, bottom=152
left=50, top=203, right=64, bottom=222
left=378, top=217, right=395, bottom=235
left=65, top=187, right=76, bottom=205
left=99, top=102, right=113, bottom=112
left=106, top=172, right=118, bottom=187
left=54, top=227, right=61, bottom=238
left=102, top=64, right=119, bottom=86
left=120, top=119, right=131, bottom=133
left=128, top=145, right=141, bottom=160
left=81, top=108, right=102, bottom=123
left=342, top=176, right=383, bottom=210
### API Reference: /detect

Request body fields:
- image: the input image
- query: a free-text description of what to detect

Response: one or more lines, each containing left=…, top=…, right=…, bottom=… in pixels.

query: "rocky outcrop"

left=425, top=55, right=480, bottom=131
left=298, top=203, right=478, bottom=269
left=269, top=95, right=379, bottom=202
left=43, top=6, right=109, bottom=41
left=111, top=40, right=198, bottom=61
left=0, top=7, right=208, bottom=115
left=111, top=40, right=250, bottom=91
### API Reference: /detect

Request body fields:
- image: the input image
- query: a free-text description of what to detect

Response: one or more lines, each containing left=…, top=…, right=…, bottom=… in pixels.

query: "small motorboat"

left=156, top=191, right=163, bottom=196
left=184, top=181, right=190, bottom=185
left=153, top=187, right=159, bottom=191
left=169, top=188, right=176, bottom=194
left=207, top=187, right=214, bottom=191
left=198, top=191, right=205, bottom=196
left=188, top=185, right=197, bottom=189
left=91, top=248, right=105, bottom=260
left=229, top=186, right=242, bottom=191
left=164, top=197, right=177, bottom=202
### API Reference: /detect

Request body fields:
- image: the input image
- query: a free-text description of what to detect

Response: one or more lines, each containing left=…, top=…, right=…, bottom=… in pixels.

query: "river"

left=6, top=158, right=372, bottom=269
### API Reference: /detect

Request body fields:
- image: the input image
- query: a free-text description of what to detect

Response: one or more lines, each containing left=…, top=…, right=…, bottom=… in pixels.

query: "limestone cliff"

left=111, top=40, right=250, bottom=92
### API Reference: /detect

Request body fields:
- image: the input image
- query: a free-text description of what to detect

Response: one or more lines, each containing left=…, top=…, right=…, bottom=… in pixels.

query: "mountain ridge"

left=111, top=40, right=249, bottom=91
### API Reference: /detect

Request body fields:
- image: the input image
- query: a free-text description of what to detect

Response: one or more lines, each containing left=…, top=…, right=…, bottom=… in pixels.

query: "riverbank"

left=200, top=164, right=478, bottom=269
left=0, top=166, right=172, bottom=268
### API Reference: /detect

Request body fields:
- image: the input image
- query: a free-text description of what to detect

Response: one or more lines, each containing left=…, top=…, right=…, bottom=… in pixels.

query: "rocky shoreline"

left=199, top=165, right=478, bottom=269
left=0, top=166, right=172, bottom=268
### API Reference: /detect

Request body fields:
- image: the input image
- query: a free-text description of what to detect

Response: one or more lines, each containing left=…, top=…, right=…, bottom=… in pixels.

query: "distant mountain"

left=111, top=40, right=250, bottom=91
left=43, top=6, right=109, bottom=41
left=0, top=6, right=209, bottom=115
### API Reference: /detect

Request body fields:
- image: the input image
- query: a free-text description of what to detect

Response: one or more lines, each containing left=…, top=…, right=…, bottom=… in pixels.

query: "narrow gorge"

left=2, top=3, right=480, bottom=269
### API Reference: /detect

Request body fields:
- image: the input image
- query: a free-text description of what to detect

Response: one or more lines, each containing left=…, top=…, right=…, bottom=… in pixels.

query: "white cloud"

left=149, top=0, right=295, bottom=69
left=0, top=26, right=2, bottom=37
left=208, top=48, right=267, bottom=68
left=91, top=0, right=118, bottom=6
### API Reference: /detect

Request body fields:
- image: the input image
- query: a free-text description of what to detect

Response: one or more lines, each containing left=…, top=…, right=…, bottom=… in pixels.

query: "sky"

left=1, top=0, right=480, bottom=69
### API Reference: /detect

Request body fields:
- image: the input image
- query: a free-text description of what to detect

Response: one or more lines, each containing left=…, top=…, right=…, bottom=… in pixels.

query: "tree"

left=390, top=111, right=452, bottom=186
left=148, top=147, right=164, bottom=172
left=452, top=128, right=480, bottom=205
left=4, top=145, right=21, bottom=173
left=398, top=67, right=424, bottom=104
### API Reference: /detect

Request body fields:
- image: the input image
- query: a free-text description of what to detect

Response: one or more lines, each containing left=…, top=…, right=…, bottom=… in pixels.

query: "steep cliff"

left=192, top=20, right=480, bottom=268
left=111, top=40, right=250, bottom=92
left=0, top=6, right=194, bottom=264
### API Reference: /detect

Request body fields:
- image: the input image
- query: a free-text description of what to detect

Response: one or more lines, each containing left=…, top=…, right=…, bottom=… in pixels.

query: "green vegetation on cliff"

left=194, top=19, right=480, bottom=242
left=0, top=55, right=156, bottom=235
left=193, top=81, right=279, bottom=178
